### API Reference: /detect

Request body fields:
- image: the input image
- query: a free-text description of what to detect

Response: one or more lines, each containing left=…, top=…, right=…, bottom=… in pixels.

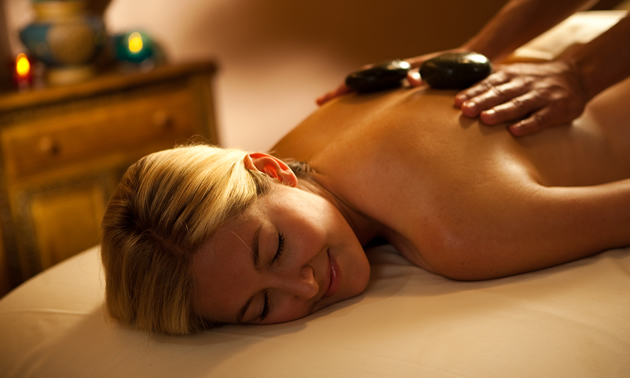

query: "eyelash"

left=272, top=233, right=285, bottom=264
left=262, top=233, right=285, bottom=320
left=261, top=292, right=270, bottom=320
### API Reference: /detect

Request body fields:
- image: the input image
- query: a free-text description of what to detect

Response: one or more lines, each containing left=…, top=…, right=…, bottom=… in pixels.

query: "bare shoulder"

left=368, top=158, right=542, bottom=280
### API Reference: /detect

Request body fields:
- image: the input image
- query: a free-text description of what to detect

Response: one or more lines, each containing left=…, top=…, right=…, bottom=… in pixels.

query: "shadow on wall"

left=187, top=0, right=506, bottom=66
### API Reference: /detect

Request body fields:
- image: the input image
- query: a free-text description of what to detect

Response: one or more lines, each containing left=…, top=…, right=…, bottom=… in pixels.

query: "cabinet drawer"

left=2, top=88, right=198, bottom=180
left=29, top=178, right=107, bottom=272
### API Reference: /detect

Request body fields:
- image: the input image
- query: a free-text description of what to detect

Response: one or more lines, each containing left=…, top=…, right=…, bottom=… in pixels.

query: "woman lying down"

left=101, top=78, right=630, bottom=335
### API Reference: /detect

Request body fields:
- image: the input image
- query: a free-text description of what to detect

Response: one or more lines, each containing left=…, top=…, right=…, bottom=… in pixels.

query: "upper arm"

left=424, top=179, right=630, bottom=281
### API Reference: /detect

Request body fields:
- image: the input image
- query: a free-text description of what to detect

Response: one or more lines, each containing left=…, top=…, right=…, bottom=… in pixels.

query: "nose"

left=274, top=265, right=319, bottom=300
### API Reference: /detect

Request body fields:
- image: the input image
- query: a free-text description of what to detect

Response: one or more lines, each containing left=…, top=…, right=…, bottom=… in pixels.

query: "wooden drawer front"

left=29, top=180, right=107, bottom=271
left=2, top=88, right=198, bottom=180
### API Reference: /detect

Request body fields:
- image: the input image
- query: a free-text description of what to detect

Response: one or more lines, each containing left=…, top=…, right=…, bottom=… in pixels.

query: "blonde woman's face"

left=192, top=184, right=370, bottom=325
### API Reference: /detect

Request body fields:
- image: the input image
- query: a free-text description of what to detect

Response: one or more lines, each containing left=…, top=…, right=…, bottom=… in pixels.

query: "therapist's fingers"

left=508, top=107, right=556, bottom=136
left=316, top=83, right=352, bottom=106
left=404, top=52, right=443, bottom=87
left=460, top=78, right=532, bottom=118
left=454, top=71, right=511, bottom=107
left=453, top=60, right=588, bottom=136
left=507, top=94, right=586, bottom=137
left=478, top=92, right=546, bottom=125
left=407, top=69, right=423, bottom=87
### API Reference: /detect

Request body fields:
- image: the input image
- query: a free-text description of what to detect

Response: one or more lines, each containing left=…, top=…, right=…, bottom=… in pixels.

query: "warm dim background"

left=3, top=0, right=628, bottom=150
left=3, top=0, right=517, bottom=151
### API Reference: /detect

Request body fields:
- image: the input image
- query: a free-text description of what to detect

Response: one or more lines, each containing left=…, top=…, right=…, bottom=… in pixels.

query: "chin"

left=344, top=252, right=371, bottom=298
left=352, top=269, right=371, bottom=296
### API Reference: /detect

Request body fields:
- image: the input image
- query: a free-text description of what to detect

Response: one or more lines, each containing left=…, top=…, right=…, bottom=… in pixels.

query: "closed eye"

left=272, top=233, right=285, bottom=264
left=261, top=233, right=284, bottom=320
left=261, top=292, right=270, bottom=320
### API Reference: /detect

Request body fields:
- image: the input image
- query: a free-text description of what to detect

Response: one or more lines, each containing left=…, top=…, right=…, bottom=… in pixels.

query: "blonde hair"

left=100, top=144, right=274, bottom=334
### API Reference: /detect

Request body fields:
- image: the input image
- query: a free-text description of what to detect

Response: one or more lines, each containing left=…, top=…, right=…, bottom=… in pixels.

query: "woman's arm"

left=430, top=179, right=630, bottom=281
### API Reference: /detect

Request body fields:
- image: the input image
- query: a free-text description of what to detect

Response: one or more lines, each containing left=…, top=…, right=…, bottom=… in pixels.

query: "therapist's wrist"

left=566, top=55, right=599, bottom=104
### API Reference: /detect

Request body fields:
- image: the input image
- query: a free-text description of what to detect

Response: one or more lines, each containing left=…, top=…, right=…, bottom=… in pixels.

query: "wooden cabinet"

left=0, top=61, right=218, bottom=296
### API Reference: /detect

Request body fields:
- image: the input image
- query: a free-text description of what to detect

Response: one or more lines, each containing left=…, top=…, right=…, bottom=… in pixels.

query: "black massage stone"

left=420, top=52, right=492, bottom=89
left=345, top=59, right=411, bottom=92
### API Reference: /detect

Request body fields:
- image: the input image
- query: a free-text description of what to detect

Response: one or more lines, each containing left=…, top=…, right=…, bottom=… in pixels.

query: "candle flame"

left=16, top=53, right=30, bottom=76
left=128, top=32, right=143, bottom=53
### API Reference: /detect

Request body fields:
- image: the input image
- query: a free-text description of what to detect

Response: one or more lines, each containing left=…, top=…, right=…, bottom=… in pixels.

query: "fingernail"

left=464, top=101, right=477, bottom=111
left=482, top=109, right=496, bottom=122
left=509, top=124, right=523, bottom=136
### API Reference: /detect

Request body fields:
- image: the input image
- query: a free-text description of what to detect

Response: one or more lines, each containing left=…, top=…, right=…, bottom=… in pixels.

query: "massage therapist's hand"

left=454, top=60, right=588, bottom=136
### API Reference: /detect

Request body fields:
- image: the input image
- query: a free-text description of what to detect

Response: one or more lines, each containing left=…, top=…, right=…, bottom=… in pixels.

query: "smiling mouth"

left=323, top=249, right=341, bottom=298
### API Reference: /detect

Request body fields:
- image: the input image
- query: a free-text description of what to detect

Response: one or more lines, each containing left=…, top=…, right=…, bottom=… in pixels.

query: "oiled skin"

left=272, top=80, right=630, bottom=280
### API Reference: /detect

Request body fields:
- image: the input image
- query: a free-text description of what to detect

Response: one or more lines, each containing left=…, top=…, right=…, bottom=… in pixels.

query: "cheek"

left=268, top=299, right=314, bottom=324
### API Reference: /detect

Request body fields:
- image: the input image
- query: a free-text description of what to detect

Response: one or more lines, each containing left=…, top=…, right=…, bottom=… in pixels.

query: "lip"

left=323, top=249, right=341, bottom=298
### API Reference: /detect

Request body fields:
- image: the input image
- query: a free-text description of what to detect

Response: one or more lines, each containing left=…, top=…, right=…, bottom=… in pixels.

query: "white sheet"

left=0, top=245, right=629, bottom=377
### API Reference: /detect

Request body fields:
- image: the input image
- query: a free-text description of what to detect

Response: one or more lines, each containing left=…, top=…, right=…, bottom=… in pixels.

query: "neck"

left=297, top=172, right=383, bottom=246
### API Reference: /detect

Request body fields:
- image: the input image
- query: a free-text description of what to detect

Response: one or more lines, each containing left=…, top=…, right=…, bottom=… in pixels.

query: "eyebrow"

left=237, top=224, right=262, bottom=324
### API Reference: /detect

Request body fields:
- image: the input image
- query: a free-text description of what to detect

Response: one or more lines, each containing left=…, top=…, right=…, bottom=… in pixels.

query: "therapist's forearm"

left=463, top=0, right=598, bottom=62
left=568, top=14, right=630, bottom=101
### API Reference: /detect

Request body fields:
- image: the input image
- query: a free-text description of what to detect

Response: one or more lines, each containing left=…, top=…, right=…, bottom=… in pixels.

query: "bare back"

left=272, top=80, right=630, bottom=279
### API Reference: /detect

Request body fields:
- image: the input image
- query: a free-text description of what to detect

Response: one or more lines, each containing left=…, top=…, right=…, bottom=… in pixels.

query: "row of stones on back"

left=345, top=52, right=492, bottom=92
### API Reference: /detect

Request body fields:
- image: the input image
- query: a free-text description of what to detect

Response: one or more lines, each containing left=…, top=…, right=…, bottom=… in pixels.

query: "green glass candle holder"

left=113, top=31, right=155, bottom=64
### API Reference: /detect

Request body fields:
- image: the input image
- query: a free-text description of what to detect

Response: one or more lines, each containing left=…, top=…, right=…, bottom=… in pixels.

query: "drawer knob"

left=39, top=137, right=61, bottom=156
left=153, top=111, right=173, bottom=128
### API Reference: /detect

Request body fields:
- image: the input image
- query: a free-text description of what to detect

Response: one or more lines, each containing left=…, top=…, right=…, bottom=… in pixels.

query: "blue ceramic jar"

left=19, top=0, right=106, bottom=84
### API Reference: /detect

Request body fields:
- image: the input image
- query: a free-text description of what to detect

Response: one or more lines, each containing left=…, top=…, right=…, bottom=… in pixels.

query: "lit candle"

left=13, top=53, right=33, bottom=90
left=128, top=32, right=144, bottom=54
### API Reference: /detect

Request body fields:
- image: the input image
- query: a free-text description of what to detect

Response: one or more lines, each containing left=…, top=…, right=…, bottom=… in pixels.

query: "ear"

left=243, top=153, right=298, bottom=187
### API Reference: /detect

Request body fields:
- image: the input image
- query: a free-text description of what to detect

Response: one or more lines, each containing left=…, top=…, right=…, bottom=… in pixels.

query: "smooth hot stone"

left=345, top=59, right=411, bottom=92
left=420, top=52, right=492, bottom=89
